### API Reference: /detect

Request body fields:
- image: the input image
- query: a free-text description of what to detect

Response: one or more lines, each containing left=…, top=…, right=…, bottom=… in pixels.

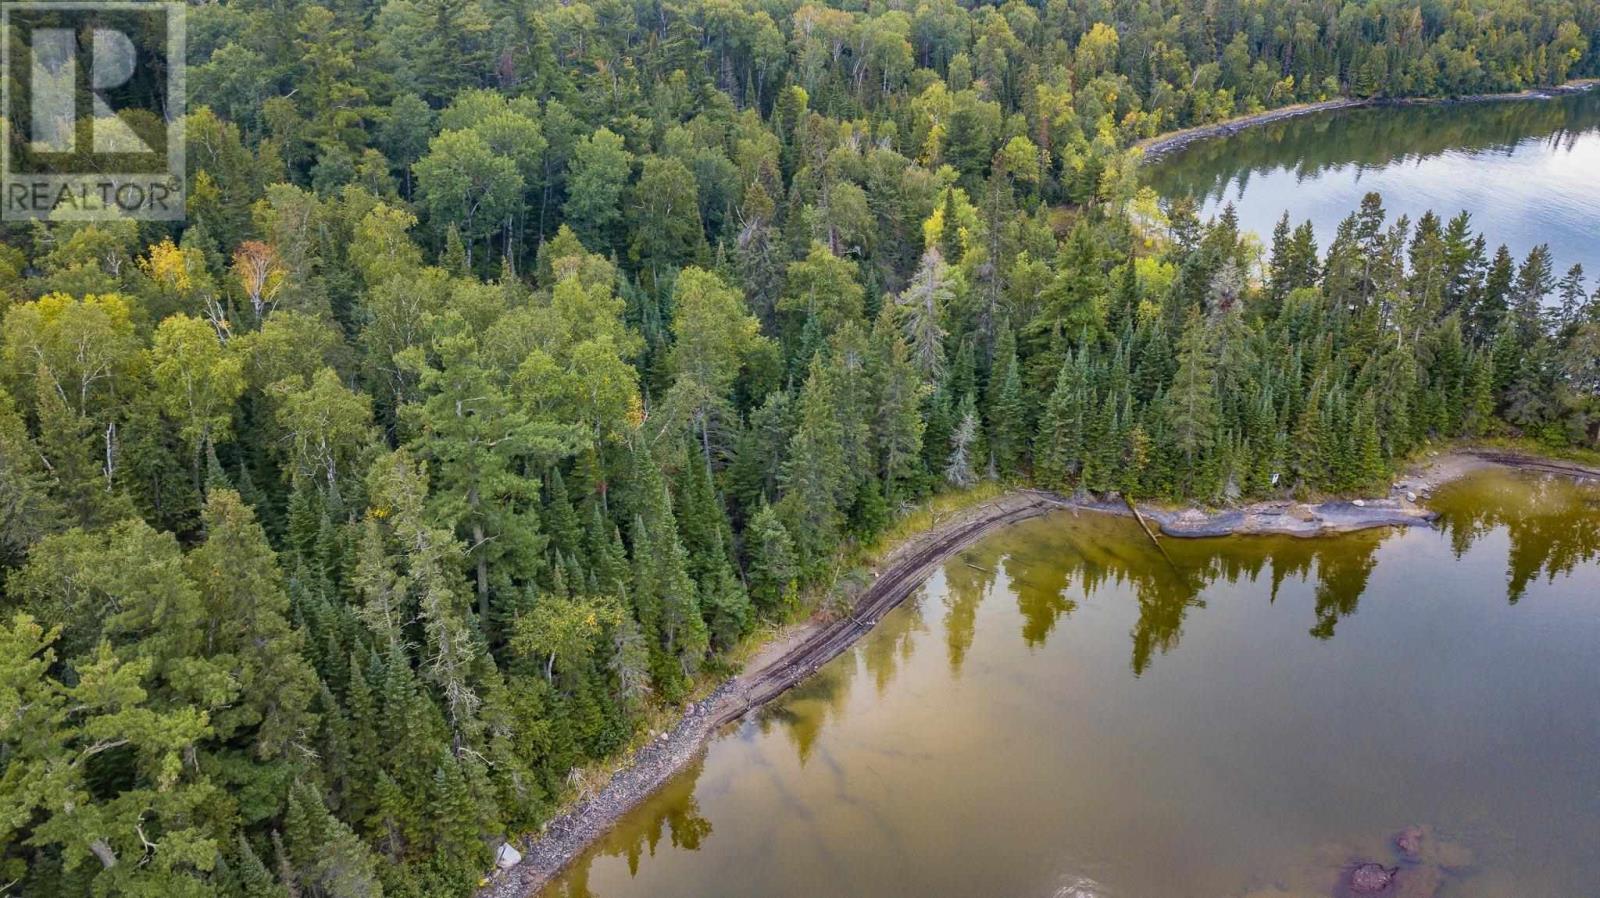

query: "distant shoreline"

left=1137, top=78, right=1600, bottom=162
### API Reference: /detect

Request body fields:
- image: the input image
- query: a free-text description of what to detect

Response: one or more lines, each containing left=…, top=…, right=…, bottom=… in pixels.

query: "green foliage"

left=563, top=128, right=633, bottom=255
left=2, top=1, right=1597, bottom=893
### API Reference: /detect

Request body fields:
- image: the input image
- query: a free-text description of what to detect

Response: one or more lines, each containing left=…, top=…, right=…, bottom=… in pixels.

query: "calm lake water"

left=541, top=470, right=1600, bottom=898
left=1145, top=91, right=1600, bottom=277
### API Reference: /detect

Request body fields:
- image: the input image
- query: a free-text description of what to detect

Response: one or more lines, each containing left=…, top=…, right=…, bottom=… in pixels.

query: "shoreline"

left=1137, top=78, right=1600, bottom=161
left=480, top=448, right=1599, bottom=898
left=482, top=490, right=1061, bottom=898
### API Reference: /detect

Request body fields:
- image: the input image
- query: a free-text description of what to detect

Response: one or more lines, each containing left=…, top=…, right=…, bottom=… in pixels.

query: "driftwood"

left=1122, top=494, right=1179, bottom=573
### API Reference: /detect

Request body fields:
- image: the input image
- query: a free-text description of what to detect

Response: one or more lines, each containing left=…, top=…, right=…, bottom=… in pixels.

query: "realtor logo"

left=2, top=1, right=184, bottom=220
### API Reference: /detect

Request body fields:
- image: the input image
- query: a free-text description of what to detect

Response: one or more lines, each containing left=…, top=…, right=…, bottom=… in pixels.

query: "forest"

left=2, top=0, right=1599, bottom=895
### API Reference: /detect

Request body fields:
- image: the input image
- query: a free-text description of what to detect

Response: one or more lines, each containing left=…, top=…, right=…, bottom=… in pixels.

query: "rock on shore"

left=1139, top=497, right=1435, bottom=538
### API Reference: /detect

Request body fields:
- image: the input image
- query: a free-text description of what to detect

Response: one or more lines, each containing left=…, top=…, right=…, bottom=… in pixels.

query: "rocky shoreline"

left=1139, top=497, right=1434, bottom=539
left=1138, top=79, right=1599, bottom=161
left=481, top=491, right=1065, bottom=898
left=478, top=449, right=1597, bottom=898
left=481, top=681, right=739, bottom=898
left=1138, top=98, right=1365, bottom=161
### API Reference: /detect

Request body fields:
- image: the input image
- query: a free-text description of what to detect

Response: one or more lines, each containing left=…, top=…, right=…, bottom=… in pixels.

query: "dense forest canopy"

left=2, top=0, right=1600, bottom=895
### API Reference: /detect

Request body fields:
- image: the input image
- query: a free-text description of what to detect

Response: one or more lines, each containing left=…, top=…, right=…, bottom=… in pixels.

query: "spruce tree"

left=281, top=781, right=385, bottom=898
left=745, top=501, right=797, bottom=614
left=1165, top=310, right=1219, bottom=491
left=234, top=836, right=290, bottom=898
left=944, top=392, right=980, bottom=488
left=777, top=359, right=849, bottom=576
left=1036, top=353, right=1086, bottom=489
left=870, top=305, right=927, bottom=503
left=986, top=326, right=1028, bottom=476
left=543, top=469, right=585, bottom=570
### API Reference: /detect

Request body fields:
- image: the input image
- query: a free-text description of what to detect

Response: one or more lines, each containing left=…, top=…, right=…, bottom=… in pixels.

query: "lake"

left=1144, top=90, right=1600, bottom=278
left=541, top=469, right=1600, bottom=898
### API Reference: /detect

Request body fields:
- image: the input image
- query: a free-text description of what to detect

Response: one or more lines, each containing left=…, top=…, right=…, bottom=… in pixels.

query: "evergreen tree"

left=1037, top=353, right=1088, bottom=488
left=896, top=248, right=953, bottom=383
left=625, top=443, right=709, bottom=693
left=870, top=306, right=927, bottom=503
left=987, top=327, right=1028, bottom=476
left=944, top=392, right=980, bottom=488
left=281, top=781, right=385, bottom=898
left=543, top=468, right=585, bottom=570
left=0, top=387, right=60, bottom=567
left=401, top=322, right=547, bottom=625
left=777, top=359, right=850, bottom=575
left=3, top=4, right=1599, bottom=889
left=1165, top=310, right=1219, bottom=488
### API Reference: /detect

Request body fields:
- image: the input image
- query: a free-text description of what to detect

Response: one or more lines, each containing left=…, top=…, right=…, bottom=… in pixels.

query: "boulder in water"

left=1347, top=862, right=1397, bottom=894
left=1052, top=876, right=1103, bottom=898
left=1395, top=826, right=1425, bottom=859
left=1391, top=825, right=1473, bottom=870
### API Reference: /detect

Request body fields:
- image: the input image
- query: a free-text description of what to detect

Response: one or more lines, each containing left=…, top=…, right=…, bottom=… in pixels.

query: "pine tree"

left=281, top=781, right=385, bottom=898
left=673, top=447, right=735, bottom=590
left=1266, top=212, right=1295, bottom=312
left=1476, top=244, right=1516, bottom=340
left=1512, top=244, right=1555, bottom=346
left=870, top=306, right=927, bottom=504
left=584, top=503, right=630, bottom=599
left=986, top=326, right=1028, bottom=476
left=625, top=443, right=709, bottom=691
left=543, top=469, right=584, bottom=570
left=727, top=390, right=795, bottom=514
left=778, top=358, right=849, bottom=576
left=1291, top=379, right=1329, bottom=490
left=235, top=836, right=291, bottom=898
left=1352, top=392, right=1386, bottom=489
left=186, top=489, right=320, bottom=830
left=1082, top=392, right=1121, bottom=493
left=944, top=392, right=980, bottom=488
left=701, top=563, right=754, bottom=651
left=428, top=750, right=493, bottom=885
left=744, top=501, right=796, bottom=614
left=343, top=651, right=383, bottom=828
left=0, top=614, right=221, bottom=896
left=1465, top=351, right=1497, bottom=436
left=1555, top=263, right=1586, bottom=329
left=896, top=248, right=953, bottom=382
left=365, top=450, right=486, bottom=743
left=1036, top=353, right=1087, bottom=489
left=1165, top=311, right=1218, bottom=491
left=1107, top=259, right=1145, bottom=336
left=401, top=328, right=546, bottom=627
left=0, top=387, right=60, bottom=568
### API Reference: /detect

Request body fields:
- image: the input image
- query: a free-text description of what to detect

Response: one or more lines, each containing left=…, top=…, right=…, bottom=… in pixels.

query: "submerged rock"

left=1391, top=825, right=1474, bottom=870
left=1347, top=862, right=1397, bottom=894
left=1052, top=876, right=1103, bottom=898
left=1395, top=826, right=1425, bottom=859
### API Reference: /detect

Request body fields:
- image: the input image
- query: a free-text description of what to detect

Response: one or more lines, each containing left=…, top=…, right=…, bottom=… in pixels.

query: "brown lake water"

left=543, top=470, right=1600, bottom=898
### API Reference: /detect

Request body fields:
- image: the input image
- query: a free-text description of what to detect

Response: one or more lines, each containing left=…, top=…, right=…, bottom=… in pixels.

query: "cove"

left=538, top=470, right=1600, bottom=898
left=1143, top=90, right=1600, bottom=278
